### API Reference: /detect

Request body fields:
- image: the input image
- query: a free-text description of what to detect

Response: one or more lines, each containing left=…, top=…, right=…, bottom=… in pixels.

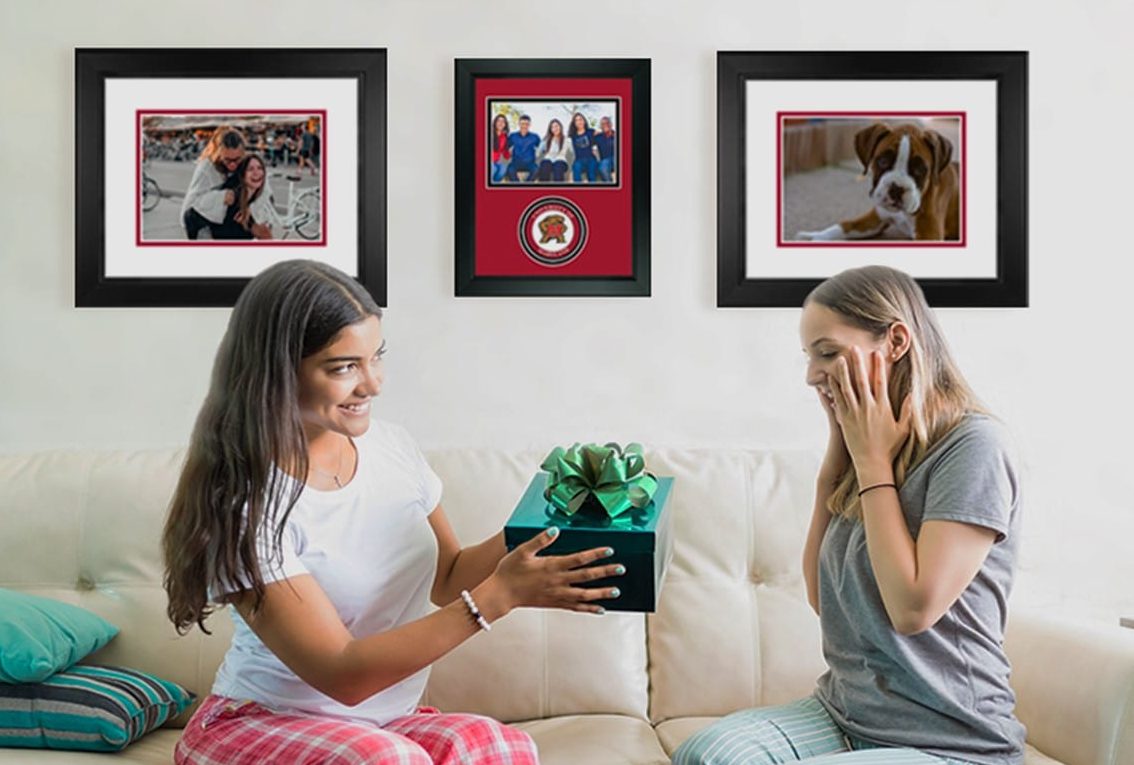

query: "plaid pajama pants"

left=671, top=696, right=975, bottom=765
left=174, top=694, right=539, bottom=765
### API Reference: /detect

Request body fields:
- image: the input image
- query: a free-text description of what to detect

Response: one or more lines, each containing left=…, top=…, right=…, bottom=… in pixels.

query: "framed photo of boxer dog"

left=717, top=51, right=1027, bottom=307
left=455, top=58, right=650, bottom=297
left=74, top=48, right=387, bottom=307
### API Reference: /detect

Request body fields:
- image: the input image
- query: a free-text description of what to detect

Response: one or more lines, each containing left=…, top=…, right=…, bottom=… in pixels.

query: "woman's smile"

left=338, top=400, right=371, bottom=417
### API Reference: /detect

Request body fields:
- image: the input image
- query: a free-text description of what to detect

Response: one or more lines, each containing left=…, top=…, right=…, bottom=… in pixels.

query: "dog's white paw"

left=796, top=224, right=845, bottom=241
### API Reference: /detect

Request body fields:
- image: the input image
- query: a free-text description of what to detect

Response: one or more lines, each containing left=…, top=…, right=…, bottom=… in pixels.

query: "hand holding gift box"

left=504, top=443, right=675, bottom=613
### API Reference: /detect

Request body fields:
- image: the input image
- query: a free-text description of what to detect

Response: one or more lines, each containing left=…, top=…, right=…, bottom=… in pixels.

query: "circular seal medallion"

left=517, top=197, right=588, bottom=267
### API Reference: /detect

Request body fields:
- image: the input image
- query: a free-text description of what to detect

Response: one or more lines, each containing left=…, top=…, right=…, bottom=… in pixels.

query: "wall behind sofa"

left=1, top=1, right=1131, bottom=626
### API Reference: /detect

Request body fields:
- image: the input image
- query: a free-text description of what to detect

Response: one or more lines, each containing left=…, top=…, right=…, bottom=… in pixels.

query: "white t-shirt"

left=538, top=135, right=574, bottom=164
left=210, top=419, right=443, bottom=725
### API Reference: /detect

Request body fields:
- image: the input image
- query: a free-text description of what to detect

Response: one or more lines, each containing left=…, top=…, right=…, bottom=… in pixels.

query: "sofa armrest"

left=1005, top=609, right=1134, bottom=765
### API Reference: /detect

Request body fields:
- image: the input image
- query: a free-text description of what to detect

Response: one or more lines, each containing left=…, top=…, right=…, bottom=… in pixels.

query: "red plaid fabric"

left=175, top=694, right=538, bottom=765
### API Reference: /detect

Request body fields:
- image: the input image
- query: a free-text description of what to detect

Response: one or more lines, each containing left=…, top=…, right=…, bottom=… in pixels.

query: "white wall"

left=2, top=0, right=1132, bottom=625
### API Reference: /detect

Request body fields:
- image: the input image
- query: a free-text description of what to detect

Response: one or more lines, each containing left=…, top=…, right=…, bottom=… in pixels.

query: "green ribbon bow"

left=540, top=442, right=658, bottom=520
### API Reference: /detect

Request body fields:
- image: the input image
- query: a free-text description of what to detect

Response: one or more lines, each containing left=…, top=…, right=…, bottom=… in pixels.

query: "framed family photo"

left=717, top=51, right=1028, bottom=308
left=455, top=58, right=650, bottom=297
left=75, top=48, right=386, bottom=307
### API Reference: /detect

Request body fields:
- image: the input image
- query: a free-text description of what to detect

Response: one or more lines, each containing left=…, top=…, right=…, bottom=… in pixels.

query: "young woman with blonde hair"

left=674, top=265, right=1025, bottom=765
left=180, top=126, right=248, bottom=240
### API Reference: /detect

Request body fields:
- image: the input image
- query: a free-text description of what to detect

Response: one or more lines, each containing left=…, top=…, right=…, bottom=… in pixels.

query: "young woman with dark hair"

left=535, top=118, right=572, bottom=182
left=568, top=111, right=599, bottom=183
left=490, top=113, right=511, bottom=183
left=163, top=260, right=623, bottom=764
left=209, top=155, right=279, bottom=240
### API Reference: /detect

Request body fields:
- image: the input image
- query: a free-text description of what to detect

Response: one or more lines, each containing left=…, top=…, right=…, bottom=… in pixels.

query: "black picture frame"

left=455, top=58, right=650, bottom=297
left=75, top=48, right=386, bottom=307
left=718, top=51, right=1027, bottom=308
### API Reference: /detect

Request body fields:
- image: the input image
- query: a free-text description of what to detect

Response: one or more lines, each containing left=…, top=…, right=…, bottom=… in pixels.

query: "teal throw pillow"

left=0, top=664, right=195, bottom=751
left=0, top=588, right=119, bottom=683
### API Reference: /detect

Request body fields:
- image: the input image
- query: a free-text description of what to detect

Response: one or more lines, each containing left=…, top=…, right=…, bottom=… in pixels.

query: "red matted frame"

left=775, top=111, right=967, bottom=248
left=455, top=59, right=650, bottom=297
left=718, top=51, right=1028, bottom=308
left=135, top=109, right=328, bottom=247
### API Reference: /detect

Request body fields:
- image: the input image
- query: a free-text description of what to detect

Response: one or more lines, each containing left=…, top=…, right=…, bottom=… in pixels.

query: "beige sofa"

left=1, top=445, right=1132, bottom=765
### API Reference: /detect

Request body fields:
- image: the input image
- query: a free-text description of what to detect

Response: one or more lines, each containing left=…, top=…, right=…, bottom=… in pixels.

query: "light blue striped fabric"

left=672, top=696, right=972, bottom=765
left=0, top=664, right=195, bottom=752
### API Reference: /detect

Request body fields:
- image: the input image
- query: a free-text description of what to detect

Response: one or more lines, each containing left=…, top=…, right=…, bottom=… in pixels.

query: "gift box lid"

left=504, top=472, right=674, bottom=555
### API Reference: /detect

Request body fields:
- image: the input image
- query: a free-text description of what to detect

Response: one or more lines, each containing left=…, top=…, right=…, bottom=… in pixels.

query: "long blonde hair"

left=806, top=266, right=988, bottom=518
left=200, top=126, right=245, bottom=167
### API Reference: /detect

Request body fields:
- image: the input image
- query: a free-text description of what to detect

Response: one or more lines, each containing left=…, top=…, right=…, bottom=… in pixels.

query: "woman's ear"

left=888, top=322, right=912, bottom=361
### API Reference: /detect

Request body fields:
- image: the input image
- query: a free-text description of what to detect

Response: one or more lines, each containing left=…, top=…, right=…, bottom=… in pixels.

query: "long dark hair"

left=568, top=111, right=590, bottom=138
left=490, top=113, right=510, bottom=152
left=162, top=260, right=382, bottom=634
left=543, top=119, right=564, bottom=152
left=232, top=155, right=267, bottom=231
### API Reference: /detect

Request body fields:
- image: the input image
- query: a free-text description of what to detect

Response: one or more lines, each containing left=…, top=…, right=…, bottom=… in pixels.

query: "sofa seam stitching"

left=76, top=455, right=96, bottom=589
left=748, top=454, right=760, bottom=707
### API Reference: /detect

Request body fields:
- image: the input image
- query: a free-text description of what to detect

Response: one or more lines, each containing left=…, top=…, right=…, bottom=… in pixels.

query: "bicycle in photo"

left=141, top=171, right=162, bottom=212
left=271, top=173, right=321, bottom=240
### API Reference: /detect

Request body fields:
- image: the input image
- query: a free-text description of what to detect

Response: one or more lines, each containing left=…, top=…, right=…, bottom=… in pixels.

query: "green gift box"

left=503, top=444, right=675, bottom=613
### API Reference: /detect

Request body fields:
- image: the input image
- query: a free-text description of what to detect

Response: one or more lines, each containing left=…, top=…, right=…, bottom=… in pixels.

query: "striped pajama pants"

left=174, top=694, right=538, bottom=765
left=671, top=696, right=974, bottom=765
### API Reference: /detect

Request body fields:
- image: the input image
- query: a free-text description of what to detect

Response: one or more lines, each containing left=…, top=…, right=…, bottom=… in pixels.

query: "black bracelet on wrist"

left=858, top=482, right=897, bottom=498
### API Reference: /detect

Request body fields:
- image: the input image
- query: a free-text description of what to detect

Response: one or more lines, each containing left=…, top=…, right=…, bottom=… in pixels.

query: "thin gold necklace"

left=309, top=438, right=347, bottom=488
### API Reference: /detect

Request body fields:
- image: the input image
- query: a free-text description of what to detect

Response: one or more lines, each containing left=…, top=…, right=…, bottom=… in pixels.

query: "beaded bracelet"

left=858, top=482, right=897, bottom=498
left=460, top=589, right=492, bottom=632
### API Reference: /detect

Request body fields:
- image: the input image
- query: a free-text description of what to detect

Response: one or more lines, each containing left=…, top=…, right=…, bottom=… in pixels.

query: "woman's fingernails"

left=604, top=547, right=615, bottom=557
left=547, top=527, right=559, bottom=538
left=614, top=565, right=626, bottom=575
left=595, top=607, right=606, bottom=615
left=610, top=587, right=621, bottom=598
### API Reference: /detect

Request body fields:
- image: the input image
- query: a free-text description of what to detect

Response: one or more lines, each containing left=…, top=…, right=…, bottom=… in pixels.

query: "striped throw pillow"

left=0, top=664, right=195, bottom=751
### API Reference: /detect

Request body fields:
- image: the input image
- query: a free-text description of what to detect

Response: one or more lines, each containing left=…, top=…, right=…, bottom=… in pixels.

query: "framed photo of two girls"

left=74, top=48, right=386, bottom=307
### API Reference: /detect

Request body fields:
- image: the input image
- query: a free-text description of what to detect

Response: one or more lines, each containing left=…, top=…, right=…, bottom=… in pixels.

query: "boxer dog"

left=797, top=122, right=960, bottom=242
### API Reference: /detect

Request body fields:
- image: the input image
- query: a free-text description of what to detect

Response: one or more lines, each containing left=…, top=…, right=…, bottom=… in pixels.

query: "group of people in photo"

left=491, top=112, right=617, bottom=184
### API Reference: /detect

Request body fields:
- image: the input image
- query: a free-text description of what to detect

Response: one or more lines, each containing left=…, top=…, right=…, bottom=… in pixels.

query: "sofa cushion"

left=0, top=664, right=193, bottom=752
left=0, top=728, right=181, bottom=763
left=0, top=589, right=118, bottom=683
left=513, top=715, right=669, bottom=765
left=654, top=717, right=718, bottom=756
left=0, top=450, right=233, bottom=726
left=643, top=449, right=827, bottom=722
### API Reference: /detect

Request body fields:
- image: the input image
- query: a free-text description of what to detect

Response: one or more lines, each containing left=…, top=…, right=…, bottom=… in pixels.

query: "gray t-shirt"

left=814, top=413, right=1026, bottom=765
